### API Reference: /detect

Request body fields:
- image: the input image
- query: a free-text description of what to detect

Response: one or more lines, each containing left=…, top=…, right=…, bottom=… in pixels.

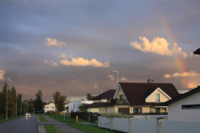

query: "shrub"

left=101, top=112, right=128, bottom=118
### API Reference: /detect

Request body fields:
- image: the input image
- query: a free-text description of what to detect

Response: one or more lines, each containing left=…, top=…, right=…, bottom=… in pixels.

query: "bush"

left=101, top=112, right=128, bottom=118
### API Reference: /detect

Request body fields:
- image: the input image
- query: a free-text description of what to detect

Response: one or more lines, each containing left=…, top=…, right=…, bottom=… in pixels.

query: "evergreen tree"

left=34, top=90, right=43, bottom=112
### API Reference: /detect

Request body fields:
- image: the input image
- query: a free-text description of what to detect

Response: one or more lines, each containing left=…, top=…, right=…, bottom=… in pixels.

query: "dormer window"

left=120, top=95, right=124, bottom=101
left=156, top=93, right=160, bottom=103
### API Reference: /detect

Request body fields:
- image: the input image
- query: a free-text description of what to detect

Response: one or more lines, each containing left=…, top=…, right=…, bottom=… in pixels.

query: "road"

left=0, top=115, right=38, bottom=133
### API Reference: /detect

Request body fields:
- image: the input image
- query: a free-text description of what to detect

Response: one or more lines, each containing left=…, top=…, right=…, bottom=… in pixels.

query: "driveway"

left=0, top=115, right=38, bottom=133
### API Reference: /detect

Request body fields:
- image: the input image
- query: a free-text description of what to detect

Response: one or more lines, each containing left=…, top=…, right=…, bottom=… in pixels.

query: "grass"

left=44, top=125, right=62, bottom=133
left=68, top=123, right=116, bottom=133
left=0, top=115, right=23, bottom=123
left=39, top=114, right=48, bottom=122
left=45, top=114, right=87, bottom=123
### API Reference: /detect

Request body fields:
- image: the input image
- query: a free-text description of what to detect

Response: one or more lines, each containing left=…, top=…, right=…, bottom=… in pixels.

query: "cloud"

left=51, top=80, right=56, bottom=84
left=45, top=37, right=66, bottom=47
left=58, top=53, right=73, bottom=59
left=0, top=70, right=5, bottom=80
left=94, top=84, right=98, bottom=88
left=50, top=61, right=58, bottom=66
left=108, top=75, right=115, bottom=80
left=72, top=80, right=76, bottom=83
left=164, top=71, right=199, bottom=78
left=121, top=77, right=127, bottom=81
left=44, top=59, right=48, bottom=64
left=130, top=37, right=188, bottom=58
left=187, top=83, right=199, bottom=89
left=7, top=78, right=12, bottom=82
left=60, top=57, right=109, bottom=67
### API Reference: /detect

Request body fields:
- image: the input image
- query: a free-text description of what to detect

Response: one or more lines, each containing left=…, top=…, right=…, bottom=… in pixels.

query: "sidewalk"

left=42, top=115, right=85, bottom=133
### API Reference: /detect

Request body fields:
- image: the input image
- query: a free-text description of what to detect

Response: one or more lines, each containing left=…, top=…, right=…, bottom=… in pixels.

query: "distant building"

left=44, top=102, right=56, bottom=113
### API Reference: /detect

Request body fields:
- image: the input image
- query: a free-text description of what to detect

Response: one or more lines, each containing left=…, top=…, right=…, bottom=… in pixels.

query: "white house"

left=44, top=102, right=56, bottom=113
left=68, top=101, right=93, bottom=112
left=162, top=86, right=200, bottom=122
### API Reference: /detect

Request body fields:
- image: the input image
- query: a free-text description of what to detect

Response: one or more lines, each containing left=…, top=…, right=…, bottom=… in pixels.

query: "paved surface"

left=42, top=115, right=85, bottom=133
left=0, top=115, right=38, bottom=133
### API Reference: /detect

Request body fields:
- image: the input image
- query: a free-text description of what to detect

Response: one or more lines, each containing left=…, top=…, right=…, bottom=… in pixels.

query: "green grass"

left=39, top=114, right=48, bottom=122
left=44, top=125, right=62, bottom=133
left=68, top=123, right=116, bottom=133
left=45, top=114, right=86, bottom=123
left=0, top=115, right=23, bottom=123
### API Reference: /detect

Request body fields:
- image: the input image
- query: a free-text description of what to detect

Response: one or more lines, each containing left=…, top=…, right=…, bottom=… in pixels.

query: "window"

left=156, top=93, right=160, bottom=103
left=182, top=104, right=200, bottom=109
left=156, top=108, right=160, bottom=113
left=119, top=95, right=124, bottom=101
left=134, top=108, right=142, bottom=114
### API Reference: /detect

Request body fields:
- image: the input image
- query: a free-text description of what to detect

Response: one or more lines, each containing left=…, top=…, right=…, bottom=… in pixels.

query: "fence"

left=71, top=112, right=101, bottom=122
left=98, top=117, right=200, bottom=133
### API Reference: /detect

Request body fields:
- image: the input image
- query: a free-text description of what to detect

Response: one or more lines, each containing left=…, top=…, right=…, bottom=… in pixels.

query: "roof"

left=119, top=82, right=180, bottom=105
left=91, top=90, right=115, bottom=100
left=194, top=48, right=200, bottom=54
left=85, top=102, right=113, bottom=108
left=162, top=86, right=200, bottom=106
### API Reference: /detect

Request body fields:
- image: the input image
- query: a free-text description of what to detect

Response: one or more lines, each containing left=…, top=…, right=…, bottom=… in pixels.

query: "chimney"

left=148, top=79, right=154, bottom=83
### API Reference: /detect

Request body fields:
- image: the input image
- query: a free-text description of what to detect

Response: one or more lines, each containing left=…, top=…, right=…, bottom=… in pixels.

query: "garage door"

left=118, top=108, right=129, bottom=114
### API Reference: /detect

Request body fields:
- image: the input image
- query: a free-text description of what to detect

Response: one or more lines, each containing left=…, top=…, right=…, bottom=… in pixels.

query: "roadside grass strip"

left=44, top=125, right=62, bottom=133
left=0, top=115, right=23, bottom=123
left=45, top=114, right=86, bottom=123
left=68, top=123, right=116, bottom=133
left=39, top=114, right=48, bottom=122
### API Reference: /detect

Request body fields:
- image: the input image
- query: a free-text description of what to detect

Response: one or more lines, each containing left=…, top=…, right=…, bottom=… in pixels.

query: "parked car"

left=26, top=113, right=31, bottom=116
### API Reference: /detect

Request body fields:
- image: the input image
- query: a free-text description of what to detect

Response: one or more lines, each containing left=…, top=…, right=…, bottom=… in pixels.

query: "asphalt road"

left=0, top=115, right=38, bottom=133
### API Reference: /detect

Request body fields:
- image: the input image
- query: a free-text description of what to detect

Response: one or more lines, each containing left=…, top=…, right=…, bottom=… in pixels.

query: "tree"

left=87, top=93, right=94, bottom=100
left=78, top=104, right=87, bottom=112
left=53, top=91, right=66, bottom=113
left=34, top=90, right=43, bottom=112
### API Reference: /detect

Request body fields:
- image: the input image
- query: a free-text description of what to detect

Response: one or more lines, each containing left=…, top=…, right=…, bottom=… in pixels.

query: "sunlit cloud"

left=108, top=75, right=115, bottom=80
left=0, top=70, right=5, bottom=80
left=50, top=61, right=58, bottom=66
left=94, top=84, right=98, bottom=88
left=51, top=80, right=56, bottom=84
left=72, top=80, right=76, bottom=83
left=121, top=77, right=127, bottom=81
left=60, top=57, right=109, bottom=67
left=164, top=71, right=199, bottom=78
left=7, top=78, right=12, bottom=82
left=45, top=37, right=66, bottom=47
left=58, top=53, right=73, bottom=59
left=187, top=83, right=199, bottom=89
left=44, top=59, right=48, bottom=64
left=130, top=37, right=188, bottom=58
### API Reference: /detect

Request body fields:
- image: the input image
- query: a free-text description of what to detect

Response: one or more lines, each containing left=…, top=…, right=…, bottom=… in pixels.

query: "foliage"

left=68, top=123, right=116, bottom=133
left=44, top=125, right=62, bottom=133
left=101, top=112, right=128, bottom=118
left=34, top=90, right=43, bottom=112
left=28, top=99, right=35, bottom=113
left=53, top=91, right=66, bottom=113
left=78, top=104, right=88, bottom=112
left=87, top=93, right=94, bottom=100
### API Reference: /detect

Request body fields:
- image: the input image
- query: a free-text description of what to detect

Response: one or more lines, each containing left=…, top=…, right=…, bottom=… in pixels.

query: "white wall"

left=162, top=120, right=200, bottom=133
left=44, top=103, right=56, bottom=113
left=131, top=119, right=157, bottom=133
left=113, top=118, right=129, bottom=132
left=168, top=91, right=200, bottom=122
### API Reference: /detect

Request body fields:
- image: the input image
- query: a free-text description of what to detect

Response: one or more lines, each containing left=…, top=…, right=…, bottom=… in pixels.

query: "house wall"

left=146, top=89, right=169, bottom=103
left=44, top=103, right=56, bottom=113
left=168, top=91, right=200, bottom=122
left=99, top=107, right=116, bottom=114
left=88, top=108, right=99, bottom=113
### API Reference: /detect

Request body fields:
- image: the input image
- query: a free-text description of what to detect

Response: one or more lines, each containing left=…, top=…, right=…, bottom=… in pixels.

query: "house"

left=194, top=48, right=200, bottom=55
left=162, top=86, right=200, bottom=122
left=68, top=100, right=93, bottom=112
left=44, top=102, right=56, bottom=113
left=85, top=90, right=115, bottom=113
left=97, top=82, right=179, bottom=117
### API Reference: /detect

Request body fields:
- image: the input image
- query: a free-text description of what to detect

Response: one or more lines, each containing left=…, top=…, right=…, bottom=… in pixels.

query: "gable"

left=113, top=84, right=129, bottom=104
left=146, top=88, right=171, bottom=103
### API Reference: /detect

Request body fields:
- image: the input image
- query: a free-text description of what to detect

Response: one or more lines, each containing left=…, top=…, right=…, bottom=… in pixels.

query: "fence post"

left=129, top=118, right=132, bottom=133
left=157, top=118, right=164, bottom=133
left=111, top=118, right=113, bottom=130
left=98, top=116, right=100, bottom=127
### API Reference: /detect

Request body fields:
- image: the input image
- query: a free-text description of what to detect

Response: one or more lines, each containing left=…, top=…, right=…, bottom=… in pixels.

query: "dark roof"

left=162, top=86, right=200, bottom=106
left=91, top=90, right=115, bottom=100
left=194, top=48, right=200, bottom=54
left=85, top=102, right=113, bottom=108
left=119, top=82, right=179, bottom=105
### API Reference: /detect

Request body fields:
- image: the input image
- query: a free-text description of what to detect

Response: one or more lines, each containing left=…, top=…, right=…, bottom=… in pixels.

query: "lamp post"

left=113, top=71, right=119, bottom=84
left=6, top=86, right=11, bottom=119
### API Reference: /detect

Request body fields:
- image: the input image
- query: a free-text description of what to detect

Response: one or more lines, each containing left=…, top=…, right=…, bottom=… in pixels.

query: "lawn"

left=68, top=123, right=116, bottom=133
left=0, top=115, right=23, bottom=123
left=44, top=125, right=62, bottom=133
left=38, top=114, right=48, bottom=122
left=45, top=114, right=86, bottom=123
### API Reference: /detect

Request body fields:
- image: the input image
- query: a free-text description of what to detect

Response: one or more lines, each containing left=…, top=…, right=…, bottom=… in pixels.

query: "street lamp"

left=6, top=86, right=11, bottom=119
left=113, top=71, right=119, bottom=84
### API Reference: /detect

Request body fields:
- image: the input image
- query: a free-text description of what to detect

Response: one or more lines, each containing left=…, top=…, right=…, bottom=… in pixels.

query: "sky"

left=0, top=0, right=200, bottom=102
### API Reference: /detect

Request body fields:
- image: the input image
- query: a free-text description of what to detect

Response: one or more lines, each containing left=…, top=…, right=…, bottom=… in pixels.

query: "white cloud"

left=60, top=57, right=109, bottom=67
left=45, top=37, right=66, bottom=47
left=0, top=70, right=5, bottom=80
left=130, top=37, right=188, bottom=58
left=7, top=78, right=12, bottom=82
left=58, top=53, right=73, bottom=59
left=164, top=71, right=199, bottom=78
left=121, top=77, right=127, bottom=81
left=108, top=75, right=115, bottom=80
left=50, top=61, right=58, bottom=66
left=187, top=83, right=199, bottom=89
